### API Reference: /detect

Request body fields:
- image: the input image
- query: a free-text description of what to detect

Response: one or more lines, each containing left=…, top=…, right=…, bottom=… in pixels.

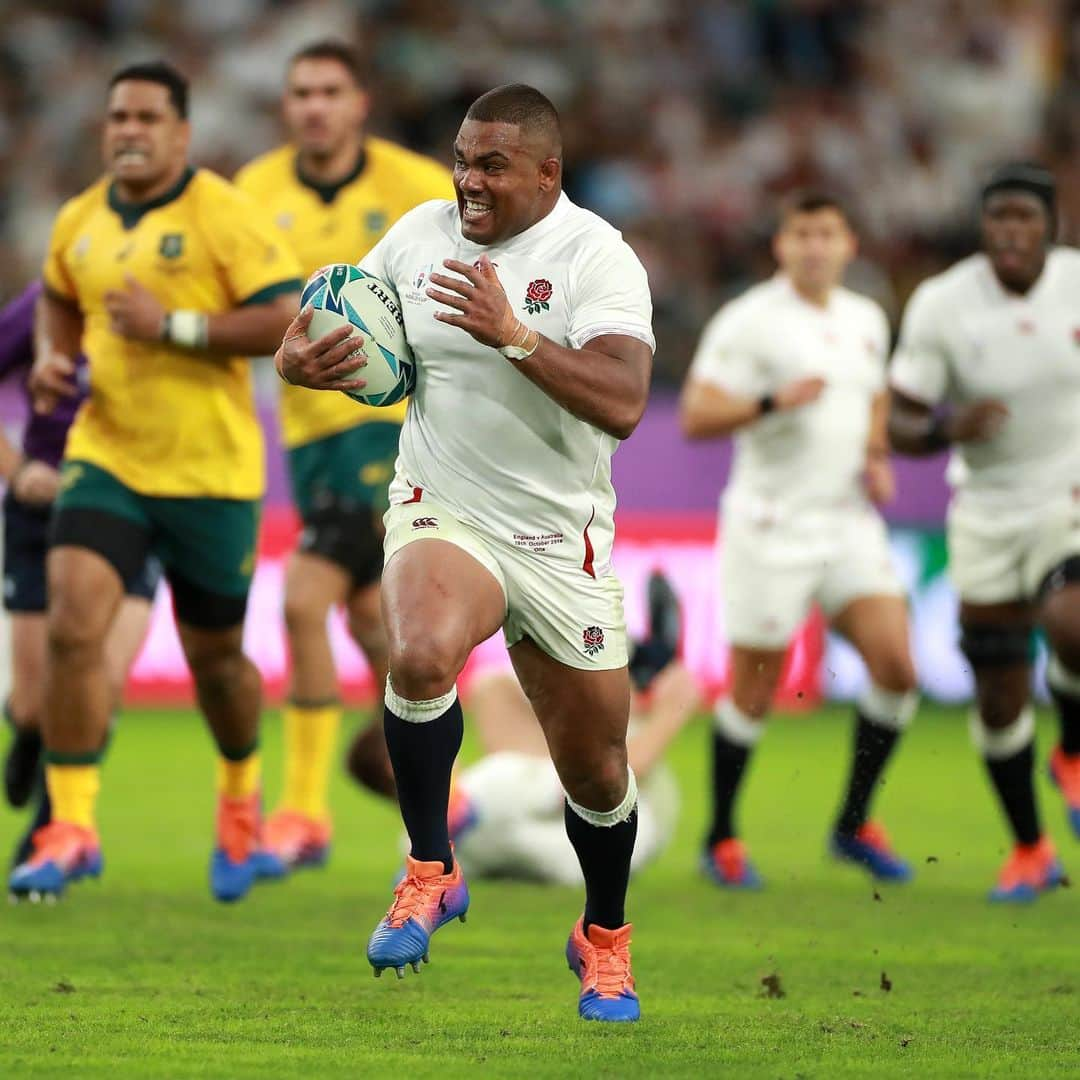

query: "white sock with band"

left=714, top=699, right=765, bottom=747
left=969, top=706, right=1035, bottom=760
left=384, top=677, right=458, bottom=723
left=566, top=767, right=638, bottom=827
left=858, top=685, right=919, bottom=731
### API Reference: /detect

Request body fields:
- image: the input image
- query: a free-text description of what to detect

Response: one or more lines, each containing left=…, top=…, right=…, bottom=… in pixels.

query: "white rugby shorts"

left=722, top=503, right=903, bottom=649
left=947, top=495, right=1080, bottom=605
left=383, top=498, right=628, bottom=670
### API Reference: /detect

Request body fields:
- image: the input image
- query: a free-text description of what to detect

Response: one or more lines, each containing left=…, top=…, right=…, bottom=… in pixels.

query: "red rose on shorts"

left=583, top=625, right=605, bottom=656
left=524, top=278, right=553, bottom=314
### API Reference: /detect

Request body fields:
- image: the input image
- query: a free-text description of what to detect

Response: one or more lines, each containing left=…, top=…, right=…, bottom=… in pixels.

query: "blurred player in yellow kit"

left=9, top=61, right=303, bottom=903
left=235, top=41, right=453, bottom=870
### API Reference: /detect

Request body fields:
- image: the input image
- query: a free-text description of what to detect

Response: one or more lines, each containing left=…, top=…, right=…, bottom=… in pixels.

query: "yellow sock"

left=217, top=751, right=261, bottom=799
left=46, top=764, right=100, bottom=830
left=281, top=703, right=342, bottom=819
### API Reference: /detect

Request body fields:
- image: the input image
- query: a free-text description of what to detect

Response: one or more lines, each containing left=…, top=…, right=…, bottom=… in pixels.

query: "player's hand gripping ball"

left=278, top=264, right=415, bottom=406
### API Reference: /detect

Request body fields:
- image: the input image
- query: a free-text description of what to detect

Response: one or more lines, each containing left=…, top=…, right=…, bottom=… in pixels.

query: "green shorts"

left=55, top=460, right=259, bottom=601
left=288, top=421, right=401, bottom=519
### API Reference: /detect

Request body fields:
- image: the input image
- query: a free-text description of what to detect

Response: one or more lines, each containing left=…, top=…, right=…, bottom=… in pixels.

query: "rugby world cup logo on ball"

left=301, top=263, right=416, bottom=407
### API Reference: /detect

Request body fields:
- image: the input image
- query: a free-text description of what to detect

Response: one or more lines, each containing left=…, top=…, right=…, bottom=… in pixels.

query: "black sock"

left=565, top=799, right=637, bottom=932
left=383, top=693, right=463, bottom=873
left=1050, top=686, right=1080, bottom=756
left=835, top=711, right=901, bottom=836
left=707, top=729, right=752, bottom=846
left=984, top=742, right=1041, bottom=846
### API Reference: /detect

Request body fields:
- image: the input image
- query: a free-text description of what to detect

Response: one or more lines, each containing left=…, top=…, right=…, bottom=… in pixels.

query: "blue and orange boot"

left=1048, top=747, right=1080, bottom=837
left=831, top=821, right=913, bottom=882
left=701, top=837, right=763, bottom=889
left=263, top=809, right=332, bottom=871
left=8, top=821, right=102, bottom=902
left=566, top=917, right=640, bottom=1022
left=989, top=836, right=1066, bottom=902
left=210, top=792, right=284, bottom=902
left=367, top=855, right=469, bottom=978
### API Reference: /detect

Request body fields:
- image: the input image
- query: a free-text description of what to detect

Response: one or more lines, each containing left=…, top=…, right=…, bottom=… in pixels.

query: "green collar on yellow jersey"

left=294, top=147, right=368, bottom=205
left=108, top=166, right=196, bottom=230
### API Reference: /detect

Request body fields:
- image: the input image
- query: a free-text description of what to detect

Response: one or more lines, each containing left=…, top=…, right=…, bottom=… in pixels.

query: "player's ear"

left=538, top=156, right=561, bottom=193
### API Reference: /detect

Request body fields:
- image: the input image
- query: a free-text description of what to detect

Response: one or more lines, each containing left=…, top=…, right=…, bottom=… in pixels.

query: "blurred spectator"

left=0, top=0, right=1071, bottom=385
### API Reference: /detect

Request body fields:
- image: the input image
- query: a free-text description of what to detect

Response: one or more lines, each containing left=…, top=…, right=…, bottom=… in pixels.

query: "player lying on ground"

left=236, top=41, right=454, bottom=867
left=278, top=83, right=654, bottom=1021
left=0, top=282, right=157, bottom=880
left=449, top=576, right=696, bottom=885
left=11, top=61, right=303, bottom=903
left=890, top=161, right=1079, bottom=902
left=680, top=191, right=919, bottom=889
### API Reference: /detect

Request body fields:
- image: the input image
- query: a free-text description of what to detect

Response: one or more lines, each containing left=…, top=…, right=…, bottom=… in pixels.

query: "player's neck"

left=111, top=161, right=190, bottom=207
left=297, top=137, right=365, bottom=186
left=994, top=255, right=1047, bottom=297
left=789, top=279, right=833, bottom=309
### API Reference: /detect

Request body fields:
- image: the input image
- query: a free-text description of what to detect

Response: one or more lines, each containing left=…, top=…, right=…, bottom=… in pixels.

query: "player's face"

left=103, top=81, right=190, bottom=193
left=773, top=208, right=855, bottom=295
left=284, top=59, right=369, bottom=159
left=982, top=191, right=1050, bottom=292
left=453, top=120, right=561, bottom=245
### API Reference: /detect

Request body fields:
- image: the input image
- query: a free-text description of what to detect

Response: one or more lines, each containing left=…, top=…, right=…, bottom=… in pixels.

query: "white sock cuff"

left=566, top=768, right=638, bottom=828
left=384, top=677, right=458, bottom=724
left=1047, top=654, right=1080, bottom=698
left=969, top=706, right=1035, bottom=760
left=713, top=699, right=763, bottom=746
left=858, top=685, right=919, bottom=731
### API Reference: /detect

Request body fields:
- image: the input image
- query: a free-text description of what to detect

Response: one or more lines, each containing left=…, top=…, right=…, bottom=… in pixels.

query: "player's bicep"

left=581, top=333, right=653, bottom=387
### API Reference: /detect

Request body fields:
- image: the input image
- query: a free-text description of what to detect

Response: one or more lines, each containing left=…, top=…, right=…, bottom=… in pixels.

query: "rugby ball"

left=300, top=263, right=415, bottom=407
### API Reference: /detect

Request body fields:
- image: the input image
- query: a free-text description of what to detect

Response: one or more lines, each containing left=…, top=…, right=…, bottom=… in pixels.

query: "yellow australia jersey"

left=43, top=168, right=302, bottom=499
left=234, top=136, right=454, bottom=449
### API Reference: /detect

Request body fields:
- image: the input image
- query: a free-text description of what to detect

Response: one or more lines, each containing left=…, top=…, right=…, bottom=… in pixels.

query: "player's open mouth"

left=462, top=200, right=493, bottom=223
left=114, top=148, right=150, bottom=164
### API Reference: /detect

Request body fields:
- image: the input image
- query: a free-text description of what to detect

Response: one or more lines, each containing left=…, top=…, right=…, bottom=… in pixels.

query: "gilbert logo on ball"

left=301, top=263, right=415, bottom=407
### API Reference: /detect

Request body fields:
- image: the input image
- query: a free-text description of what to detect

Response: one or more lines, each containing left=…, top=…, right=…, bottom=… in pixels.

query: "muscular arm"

left=201, top=292, right=301, bottom=357
left=38, top=288, right=83, bottom=361
left=512, top=333, right=652, bottom=441
left=679, top=378, right=764, bottom=439
left=868, top=390, right=890, bottom=456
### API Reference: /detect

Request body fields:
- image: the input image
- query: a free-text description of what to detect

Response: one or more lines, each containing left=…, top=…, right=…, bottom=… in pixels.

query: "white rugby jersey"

left=891, top=249, right=1080, bottom=522
left=359, top=194, right=654, bottom=576
left=690, top=275, right=889, bottom=521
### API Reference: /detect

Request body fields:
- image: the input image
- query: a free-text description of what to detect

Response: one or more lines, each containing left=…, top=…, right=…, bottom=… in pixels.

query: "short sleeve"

left=567, top=240, right=655, bottom=352
left=42, top=199, right=82, bottom=303
left=890, top=283, right=950, bottom=405
left=207, top=188, right=303, bottom=306
left=688, top=305, right=765, bottom=398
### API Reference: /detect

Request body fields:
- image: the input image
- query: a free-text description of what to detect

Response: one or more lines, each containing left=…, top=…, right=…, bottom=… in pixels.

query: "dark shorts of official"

left=288, top=422, right=400, bottom=589
left=3, top=489, right=161, bottom=614
left=50, top=460, right=259, bottom=630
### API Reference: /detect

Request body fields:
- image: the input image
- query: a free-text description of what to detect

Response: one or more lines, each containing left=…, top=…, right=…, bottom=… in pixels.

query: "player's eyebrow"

left=453, top=144, right=510, bottom=164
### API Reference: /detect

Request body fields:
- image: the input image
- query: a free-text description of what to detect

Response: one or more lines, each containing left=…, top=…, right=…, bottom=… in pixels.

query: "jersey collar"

left=294, top=146, right=368, bottom=205
left=980, top=248, right=1057, bottom=305
left=457, top=191, right=571, bottom=255
left=107, top=166, right=196, bottom=231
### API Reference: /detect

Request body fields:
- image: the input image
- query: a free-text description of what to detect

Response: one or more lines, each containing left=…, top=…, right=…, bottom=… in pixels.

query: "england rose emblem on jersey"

left=524, top=278, right=553, bottom=314
left=583, top=625, right=605, bottom=656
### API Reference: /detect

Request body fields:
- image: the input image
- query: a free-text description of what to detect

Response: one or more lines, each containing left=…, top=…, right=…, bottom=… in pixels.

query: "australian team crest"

left=524, top=278, right=553, bottom=315
left=365, top=209, right=388, bottom=235
left=159, top=233, right=184, bottom=259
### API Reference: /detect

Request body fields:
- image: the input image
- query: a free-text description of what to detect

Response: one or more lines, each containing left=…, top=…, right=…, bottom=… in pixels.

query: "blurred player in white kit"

left=890, top=162, right=1080, bottom=902
left=681, top=192, right=919, bottom=889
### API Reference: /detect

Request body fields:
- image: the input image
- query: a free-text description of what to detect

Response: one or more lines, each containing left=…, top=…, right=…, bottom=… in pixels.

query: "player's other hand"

left=104, top=275, right=166, bottom=342
left=776, top=375, right=826, bottom=411
left=864, top=453, right=896, bottom=505
left=28, top=352, right=78, bottom=415
left=945, top=399, right=1009, bottom=443
left=427, top=255, right=518, bottom=348
left=275, top=305, right=367, bottom=391
left=12, top=460, right=61, bottom=507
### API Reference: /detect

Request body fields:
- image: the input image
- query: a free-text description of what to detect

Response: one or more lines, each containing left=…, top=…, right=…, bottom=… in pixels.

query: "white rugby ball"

left=300, top=263, right=415, bottom=407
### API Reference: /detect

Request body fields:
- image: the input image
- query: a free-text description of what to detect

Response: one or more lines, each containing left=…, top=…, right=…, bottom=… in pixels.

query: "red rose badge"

left=524, top=278, right=553, bottom=315
left=583, top=625, right=605, bottom=656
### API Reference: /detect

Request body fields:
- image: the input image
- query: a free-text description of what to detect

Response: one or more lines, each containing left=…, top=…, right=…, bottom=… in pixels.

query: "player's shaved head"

left=465, top=84, right=562, bottom=160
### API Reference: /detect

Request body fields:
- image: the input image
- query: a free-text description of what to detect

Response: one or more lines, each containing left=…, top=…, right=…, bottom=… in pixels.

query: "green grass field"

left=2, top=705, right=1078, bottom=1078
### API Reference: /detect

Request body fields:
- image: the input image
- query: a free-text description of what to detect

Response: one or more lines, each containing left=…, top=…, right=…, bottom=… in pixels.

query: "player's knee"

left=283, top=587, right=332, bottom=639
left=189, top=648, right=255, bottom=709
left=973, top=687, right=1027, bottom=731
left=558, top=744, right=629, bottom=812
left=46, top=603, right=106, bottom=667
left=388, top=631, right=464, bottom=698
left=1041, top=596, right=1080, bottom=673
left=865, top=653, right=918, bottom=695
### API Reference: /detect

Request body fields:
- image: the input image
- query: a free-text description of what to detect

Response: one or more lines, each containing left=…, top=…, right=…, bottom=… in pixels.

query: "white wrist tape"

left=165, top=310, right=209, bottom=349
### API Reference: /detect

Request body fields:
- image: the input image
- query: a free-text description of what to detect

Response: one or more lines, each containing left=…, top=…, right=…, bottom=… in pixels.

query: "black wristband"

left=758, top=393, right=776, bottom=416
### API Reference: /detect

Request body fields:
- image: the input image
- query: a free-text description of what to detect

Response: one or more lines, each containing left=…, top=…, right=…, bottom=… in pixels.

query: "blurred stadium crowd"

left=0, top=0, right=1077, bottom=384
